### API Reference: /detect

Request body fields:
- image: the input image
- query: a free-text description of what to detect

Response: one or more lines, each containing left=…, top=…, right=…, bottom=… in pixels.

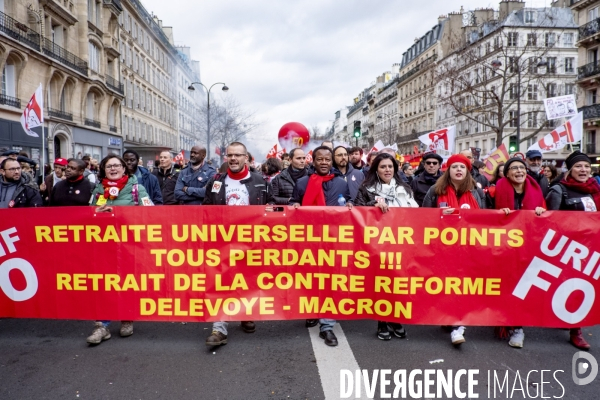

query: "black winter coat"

left=152, top=166, right=179, bottom=205
left=0, top=175, right=43, bottom=208
left=49, top=177, right=94, bottom=206
left=271, top=167, right=307, bottom=205
left=410, top=172, right=442, bottom=207
left=471, top=168, right=490, bottom=189
left=203, top=171, right=274, bottom=205
left=528, top=170, right=549, bottom=198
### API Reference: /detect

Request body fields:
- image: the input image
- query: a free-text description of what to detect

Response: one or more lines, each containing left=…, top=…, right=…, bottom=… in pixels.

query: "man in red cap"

left=40, top=158, right=68, bottom=204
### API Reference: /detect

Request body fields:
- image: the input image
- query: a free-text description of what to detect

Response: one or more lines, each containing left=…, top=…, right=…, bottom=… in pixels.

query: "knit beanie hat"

left=565, top=151, right=592, bottom=170
left=447, top=154, right=472, bottom=171
left=503, top=157, right=527, bottom=177
left=422, top=153, right=443, bottom=164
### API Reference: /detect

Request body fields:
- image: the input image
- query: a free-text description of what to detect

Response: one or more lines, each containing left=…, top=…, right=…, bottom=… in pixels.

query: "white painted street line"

left=309, top=323, right=367, bottom=400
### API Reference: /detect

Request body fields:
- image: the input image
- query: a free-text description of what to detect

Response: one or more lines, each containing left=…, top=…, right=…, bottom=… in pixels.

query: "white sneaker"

left=451, top=326, right=466, bottom=345
left=508, top=328, right=525, bottom=348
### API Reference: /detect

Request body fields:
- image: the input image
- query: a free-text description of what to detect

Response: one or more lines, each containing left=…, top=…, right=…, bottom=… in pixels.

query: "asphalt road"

left=0, top=319, right=598, bottom=400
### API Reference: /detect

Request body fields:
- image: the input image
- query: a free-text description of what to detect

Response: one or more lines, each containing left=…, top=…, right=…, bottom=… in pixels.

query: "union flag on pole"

left=266, top=144, right=278, bottom=159
left=20, top=84, right=43, bottom=138
left=305, top=150, right=313, bottom=164
left=418, top=126, right=456, bottom=159
left=173, top=150, right=185, bottom=162
left=481, top=143, right=510, bottom=181
left=527, top=112, right=583, bottom=154
left=276, top=147, right=286, bottom=160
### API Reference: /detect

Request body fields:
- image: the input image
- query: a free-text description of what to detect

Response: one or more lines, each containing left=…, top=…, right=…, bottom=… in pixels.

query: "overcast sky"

left=143, top=0, right=553, bottom=159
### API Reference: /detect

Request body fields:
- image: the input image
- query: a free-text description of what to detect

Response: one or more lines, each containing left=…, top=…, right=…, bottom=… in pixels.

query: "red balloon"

left=278, top=122, right=310, bottom=151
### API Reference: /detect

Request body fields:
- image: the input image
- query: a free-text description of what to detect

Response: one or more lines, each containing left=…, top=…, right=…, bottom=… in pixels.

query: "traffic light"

left=353, top=121, right=361, bottom=138
left=509, top=135, right=518, bottom=152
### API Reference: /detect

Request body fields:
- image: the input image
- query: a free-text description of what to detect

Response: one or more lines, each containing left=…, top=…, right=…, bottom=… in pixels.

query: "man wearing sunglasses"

left=411, top=153, right=443, bottom=206
left=39, top=158, right=68, bottom=205
left=0, top=158, right=42, bottom=208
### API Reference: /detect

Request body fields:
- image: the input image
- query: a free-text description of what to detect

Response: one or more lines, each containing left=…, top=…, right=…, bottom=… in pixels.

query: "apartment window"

left=1, top=61, right=16, bottom=97
left=563, top=33, right=574, bottom=47
left=509, top=57, right=518, bottom=73
left=589, top=7, right=599, bottom=22
left=565, top=57, right=574, bottom=73
left=545, top=33, right=556, bottom=47
left=528, top=57, right=539, bottom=74
left=547, top=57, right=557, bottom=73
left=88, top=42, right=100, bottom=72
left=527, top=112, right=538, bottom=128
left=547, top=83, right=557, bottom=97
left=527, top=85, right=538, bottom=100
left=588, top=89, right=597, bottom=105
left=525, top=10, right=535, bottom=23
left=509, top=110, right=518, bottom=128
left=508, top=32, right=518, bottom=47
left=509, top=83, right=518, bottom=100
left=526, top=33, right=537, bottom=46
left=86, top=92, right=95, bottom=119
left=565, top=83, right=575, bottom=95
left=95, top=1, right=101, bottom=27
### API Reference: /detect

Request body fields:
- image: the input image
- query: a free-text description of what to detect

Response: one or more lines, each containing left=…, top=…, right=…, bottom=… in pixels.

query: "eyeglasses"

left=4, top=167, right=21, bottom=172
left=425, top=161, right=439, bottom=166
left=105, top=164, right=123, bottom=170
left=226, top=154, right=247, bottom=158
left=508, top=165, right=527, bottom=171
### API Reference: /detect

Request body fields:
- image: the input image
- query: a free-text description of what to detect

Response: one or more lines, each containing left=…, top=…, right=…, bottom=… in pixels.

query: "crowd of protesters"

left=1, top=141, right=598, bottom=352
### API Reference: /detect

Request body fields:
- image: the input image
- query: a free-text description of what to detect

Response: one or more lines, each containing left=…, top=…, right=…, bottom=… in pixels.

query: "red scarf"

left=437, top=185, right=480, bottom=209
left=560, top=175, right=600, bottom=210
left=101, top=175, right=129, bottom=199
left=67, top=175, right=84, bottom=183
left=227, top=164, right=249, bottom=180
left=302, top=173, right=335, bottom=206
left=494, top=175, right=545, bottom=210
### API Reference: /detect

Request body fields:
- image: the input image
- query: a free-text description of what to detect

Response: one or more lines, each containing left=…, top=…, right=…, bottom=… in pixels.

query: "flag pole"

left=41, top=83, right=46, bottom=180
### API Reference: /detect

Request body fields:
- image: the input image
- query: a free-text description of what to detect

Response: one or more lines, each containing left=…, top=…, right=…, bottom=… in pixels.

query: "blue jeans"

left=213, top=321, right=228, bottom=335
left=319, top=319, right=336, bottom=332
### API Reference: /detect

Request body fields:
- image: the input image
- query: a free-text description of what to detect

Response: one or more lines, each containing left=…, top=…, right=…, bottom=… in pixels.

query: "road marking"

left=309, top=323, right=367, bottom=400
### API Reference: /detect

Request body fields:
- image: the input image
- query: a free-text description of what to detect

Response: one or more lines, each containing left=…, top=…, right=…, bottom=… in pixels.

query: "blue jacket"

left=291, top=168, right=351, bottom=206
left=174, top=162, right=217, bottom=204
left=337, top=163, right=364, bottom=201
left=135, top=166, right=163, bottom=205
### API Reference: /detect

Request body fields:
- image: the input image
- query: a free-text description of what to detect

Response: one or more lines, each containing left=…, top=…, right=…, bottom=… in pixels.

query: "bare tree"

left=436, top=14, right=576, bottom=148
left=196, top=96, right=260, bottom=155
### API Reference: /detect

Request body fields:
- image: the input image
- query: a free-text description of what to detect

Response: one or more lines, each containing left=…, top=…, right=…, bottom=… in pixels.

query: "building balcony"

left=105, top=75, right=124, bottom=94
left=41, top=37, right=88, bottom=76
left=577, top=61, right=600, bottom=81
left=109, top=125, right=118, bottom=133
left=0, top=10, right=41, bottom=50
left=578, top=16, right=600, bottom=42
left=580, top=103, right=600, bottom=120
left=84, top=118, right=101, bottom=128
left=40, top=0, right=78, bottom=26
left=586, top=143, right=596, bottom=154
left=0, top=94, right=21, bottom=108
left=48, top=108, right=73, bottom=121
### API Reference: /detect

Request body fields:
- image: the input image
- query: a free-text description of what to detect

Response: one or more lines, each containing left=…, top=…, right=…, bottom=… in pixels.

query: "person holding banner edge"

left=86, top=155, right=154, bottom=345
left=354, top=153, right=418, bottom=340
left=422, top=153, right=486, bottom=346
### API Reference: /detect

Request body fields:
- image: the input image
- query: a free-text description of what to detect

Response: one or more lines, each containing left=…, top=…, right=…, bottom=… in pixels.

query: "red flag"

left=173, top=151, right=185, bottom=162
left=481, top=144, right=510, bottom=181
left=215, top=147, right=221, bottom=156
left=305, top=150, right=313, bottom=164
left=276, top=147, right=286, bottom=160
left=266, top=144, right=278, bottom=159
left=20, top=84, right=43, bottom=138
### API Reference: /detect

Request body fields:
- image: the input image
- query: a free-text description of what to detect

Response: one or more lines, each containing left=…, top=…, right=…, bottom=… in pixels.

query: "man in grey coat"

left=333, top=145, right=364, bottom=201
left=174, top=146, right=216, bottom=205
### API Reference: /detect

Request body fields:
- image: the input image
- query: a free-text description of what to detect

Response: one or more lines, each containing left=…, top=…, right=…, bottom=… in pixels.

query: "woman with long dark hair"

left=422, top=154, right=485, bottom=346
left=355, top=153, right=418, bottom=340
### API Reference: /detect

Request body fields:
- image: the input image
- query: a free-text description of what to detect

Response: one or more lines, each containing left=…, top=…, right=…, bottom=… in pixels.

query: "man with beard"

left=349, top=147, right=366, bottom=172
left=123, top=150, right=163, bottom=205
left=152, top=150, right=179, bottom=205
left=175, top=146, right=216, bottom=205
left=333, top=145, right=364, bottom=201
left=272, top=148, right=308, bottom=204
left=0, top=158, right=43, bottom=208
left=203, top=142, right=274, bottom=346
left=39, top=158, right=68, bottom=204
left=525, top=150, right=550, bottom=197
left=411, top=153, right=443, bottom=207
left=49, top=159, right=94, bottom=206
left=290, top=146, right=352, bottom=347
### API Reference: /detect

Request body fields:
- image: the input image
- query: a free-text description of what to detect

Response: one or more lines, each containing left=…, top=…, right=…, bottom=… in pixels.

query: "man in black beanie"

left=411, top=153, right=443, bottom=206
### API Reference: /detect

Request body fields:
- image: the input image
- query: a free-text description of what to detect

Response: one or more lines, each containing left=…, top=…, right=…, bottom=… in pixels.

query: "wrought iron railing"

left=586, top=143, right=596, bottom=154
left=84, top=118, right=101, bottom=128
left=0, top=11, right=41, bottom=50
left=577, top=60, right=600, bottom=80
left=105, top=75, right=124, bottom=94
left=48, top=108, right=73, bottom=121
left=109, top=125, right=118, bottom=133
left=0, top=93, right=21, bottom=108
left=581, top=103, right=600, bottom=120
left=579, top=16, right=600, bottom=41
left=41, top=37, right=88, bottom=75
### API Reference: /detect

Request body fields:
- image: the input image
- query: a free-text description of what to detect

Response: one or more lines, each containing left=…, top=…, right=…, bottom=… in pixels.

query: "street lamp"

left=188, top=82, right=229, bottom=160
left=491, top=58, right=546, bottom=151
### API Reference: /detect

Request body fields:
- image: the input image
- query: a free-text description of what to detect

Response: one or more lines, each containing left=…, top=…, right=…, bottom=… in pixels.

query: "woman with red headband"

left=422, top=153, right=485, bottom=346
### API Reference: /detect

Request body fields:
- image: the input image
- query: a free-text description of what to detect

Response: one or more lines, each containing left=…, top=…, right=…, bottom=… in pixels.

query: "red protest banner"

left=0, top=207, right=599, bottom=327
